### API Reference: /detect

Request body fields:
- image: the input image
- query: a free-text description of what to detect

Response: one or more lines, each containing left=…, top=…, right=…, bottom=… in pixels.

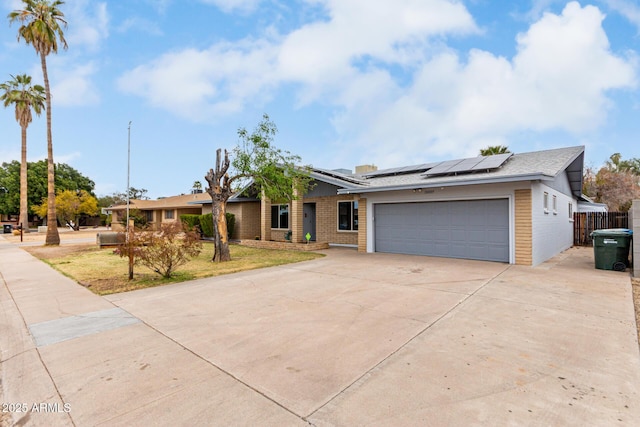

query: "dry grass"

left=24, top=242, right=324, bottom=295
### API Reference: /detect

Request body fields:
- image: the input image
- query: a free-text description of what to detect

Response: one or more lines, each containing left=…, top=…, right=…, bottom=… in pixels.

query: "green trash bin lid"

left=590, top=228, right=633, bottom=237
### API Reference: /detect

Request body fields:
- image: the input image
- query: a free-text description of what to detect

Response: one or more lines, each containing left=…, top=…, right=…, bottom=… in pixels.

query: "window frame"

left=568, top=202, right=573, bottom=220
left=337, top=200, right=358, bottom=232
left=552, top=195, right=557, bottom=215
left=543, top=192, right=549, bottom=214
left=270, top=204, right=289, bottom=229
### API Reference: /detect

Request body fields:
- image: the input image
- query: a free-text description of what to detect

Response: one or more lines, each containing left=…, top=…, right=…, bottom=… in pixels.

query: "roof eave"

left=309, top=170, right=368, bottom=188
left=337, top=173, right=556, bottom=195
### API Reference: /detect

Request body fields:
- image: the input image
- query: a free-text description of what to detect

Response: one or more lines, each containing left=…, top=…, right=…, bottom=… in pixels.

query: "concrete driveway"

left=1, top=238, right=639, bottom=426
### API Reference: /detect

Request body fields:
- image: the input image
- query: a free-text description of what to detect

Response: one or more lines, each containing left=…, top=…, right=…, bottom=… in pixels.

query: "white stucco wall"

left=363, top=181, right=530, bottom=263
left=531, top=182, right=576, bottom=266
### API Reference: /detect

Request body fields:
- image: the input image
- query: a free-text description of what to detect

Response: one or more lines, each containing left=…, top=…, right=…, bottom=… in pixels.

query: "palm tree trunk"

left=41, top=54, right=59, bottom=245
left=20, top=126, right=29, bottom=233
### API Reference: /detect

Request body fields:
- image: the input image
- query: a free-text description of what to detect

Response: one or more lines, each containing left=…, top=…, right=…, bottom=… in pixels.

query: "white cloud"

left=143, top=0, right=172, bottom=15
left=338, top=1, right=637, bottom=164
left=116, top=1, right=637, bottom=165
left=520, top=0, right=562, bottom=21
left=51, top=62, right=100, bottom=106
left=118, top=0, right=478, bottom=118
left=278, top=0, right=478, bottom=88
left=605, top=0, right=640, bottom=31
left=198, top=0, right=262, bottom=13
left=116, top=17, right=163, bottom=36
left=117, top=40, right=279, bottom=120
left=65, top=1, right=109, bottom=52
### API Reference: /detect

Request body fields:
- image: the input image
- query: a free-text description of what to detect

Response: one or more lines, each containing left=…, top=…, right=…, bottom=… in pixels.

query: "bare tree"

left=204, top=114, right=312, bottom=262
left=117, top=221, right=202, bottom=279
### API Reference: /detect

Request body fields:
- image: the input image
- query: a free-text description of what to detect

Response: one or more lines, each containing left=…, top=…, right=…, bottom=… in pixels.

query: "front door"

left=303, top=203, right=316, bottom=241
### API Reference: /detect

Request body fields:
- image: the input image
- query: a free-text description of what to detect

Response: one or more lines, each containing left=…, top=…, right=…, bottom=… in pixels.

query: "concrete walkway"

left=1, top=236, right=639, bottom=426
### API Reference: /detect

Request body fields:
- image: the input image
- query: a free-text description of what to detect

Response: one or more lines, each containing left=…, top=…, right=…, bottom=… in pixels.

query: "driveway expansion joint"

left=28, top=307, right=141, bottom=347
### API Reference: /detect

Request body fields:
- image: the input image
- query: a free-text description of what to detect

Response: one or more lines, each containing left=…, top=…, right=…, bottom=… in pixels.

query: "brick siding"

left=515, top=189, right=533, bottom=265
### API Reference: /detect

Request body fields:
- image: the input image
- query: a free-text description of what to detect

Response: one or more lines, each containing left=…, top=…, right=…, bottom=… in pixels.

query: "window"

left=144, top=211, right=154, bottom=222
left=543, top=192, right=549, bottom=214
left=568, top=202, right=573, bottom=219
left=338, top=200, right=358, bottom=231
left=552, top=195, right=557, bottom=215
left=165, top=209, right=174, bottom=219
left=271, top=204, right=289, bottom=229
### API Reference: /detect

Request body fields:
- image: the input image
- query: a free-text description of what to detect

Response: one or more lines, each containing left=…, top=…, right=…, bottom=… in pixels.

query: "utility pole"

left=126, top=121, right=132, bottom=228
left=126, top=121, right=134, bottom=280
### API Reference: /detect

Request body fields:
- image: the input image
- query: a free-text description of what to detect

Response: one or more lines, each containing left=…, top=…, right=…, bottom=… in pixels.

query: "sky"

left=0, top=0, right=639, bottom=200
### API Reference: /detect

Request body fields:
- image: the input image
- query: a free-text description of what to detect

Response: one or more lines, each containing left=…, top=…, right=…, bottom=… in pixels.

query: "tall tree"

left=9, top=0, right=68, bottom=245
left=204, top=114, right=312, bottom=262
left=479, top=145, right=510, bottom=156
left=605, top=152, right=640, bottom=175
left=0, top=160, right=95, bottom=216
left=0, top=74, right=45, bottom=232
left=583, top=153, right=640, bottom=211
left=33, top=189, right=99, bottom=230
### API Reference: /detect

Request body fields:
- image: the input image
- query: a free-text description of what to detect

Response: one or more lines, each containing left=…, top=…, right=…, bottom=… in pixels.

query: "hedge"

left=180, top=214, right=201, bottom=231
left=198, top=212, right=235, bottom=239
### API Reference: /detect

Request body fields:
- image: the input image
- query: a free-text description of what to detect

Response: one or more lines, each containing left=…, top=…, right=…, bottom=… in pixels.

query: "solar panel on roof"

left=362, top=166, right=403, bottom=177
left=423, top=153, right=513, bottom=177
left=422, top=159, right=464, bottom=176
left=470, top=153, right=512, bottom=171
left=445, top=157, right=484, bottom=174
left=362, top=163, right=437, bottom=177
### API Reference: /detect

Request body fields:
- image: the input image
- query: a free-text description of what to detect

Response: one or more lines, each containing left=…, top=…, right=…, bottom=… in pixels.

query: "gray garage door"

left=374, top=199, right=509, bottom=262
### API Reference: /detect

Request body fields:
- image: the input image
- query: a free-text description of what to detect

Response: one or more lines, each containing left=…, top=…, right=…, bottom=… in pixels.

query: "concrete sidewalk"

left=1, top=235, right=639, bottom=426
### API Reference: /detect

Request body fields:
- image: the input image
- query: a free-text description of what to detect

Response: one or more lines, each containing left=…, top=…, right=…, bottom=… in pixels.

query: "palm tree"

left=9, top=0, right=68, bottom=245
left=0, top=74, right=45, bottom=233
left=479, top=145, right=510, bottom=156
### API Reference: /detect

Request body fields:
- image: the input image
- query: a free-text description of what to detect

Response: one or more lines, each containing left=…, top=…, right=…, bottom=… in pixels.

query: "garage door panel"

left=486, top=226, right=509, bottom=241
left=467, top=229, right=488, bottom=243
left=374, top=199, right=509, bottom=263
left=451, top=229, right=467, bottom=242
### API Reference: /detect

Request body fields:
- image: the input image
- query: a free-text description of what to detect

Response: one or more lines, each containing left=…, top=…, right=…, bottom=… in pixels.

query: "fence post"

left=633, top=200, right=639, bottom=277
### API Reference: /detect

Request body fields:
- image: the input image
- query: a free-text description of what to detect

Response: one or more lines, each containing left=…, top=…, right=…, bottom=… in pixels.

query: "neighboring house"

left=577, top=195, right=608, bottom=213
left=111, top=146, right=585, bottom=267
left=109, top=192, right=211, bottom=231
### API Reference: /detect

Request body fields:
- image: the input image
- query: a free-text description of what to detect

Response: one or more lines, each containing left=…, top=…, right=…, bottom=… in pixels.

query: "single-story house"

left=109, top=192, right=211, bottom=231
left=108, top=191, right=263, bottom=239
left=112, top=146, right=585, bottom=267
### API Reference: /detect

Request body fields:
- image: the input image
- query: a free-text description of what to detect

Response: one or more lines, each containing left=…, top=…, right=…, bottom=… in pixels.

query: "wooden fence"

left=573, top=211, right=629, bottom=246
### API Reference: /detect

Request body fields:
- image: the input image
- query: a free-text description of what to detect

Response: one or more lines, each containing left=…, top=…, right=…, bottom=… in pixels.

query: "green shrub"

left=226, top=213, right=235, bottom=239
left=199, top=213, right=214, bottom=237
left=198, top=212, right=235, bottom=239
left=180, top=214, right=201, bottom=231
left=126, top=209, right=148, bottom=229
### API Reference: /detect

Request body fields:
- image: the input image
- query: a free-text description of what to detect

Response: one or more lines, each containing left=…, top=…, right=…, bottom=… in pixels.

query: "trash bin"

left=3, top=224, right=12, bottom=234
left=591, top=229, right=633, bottom=271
